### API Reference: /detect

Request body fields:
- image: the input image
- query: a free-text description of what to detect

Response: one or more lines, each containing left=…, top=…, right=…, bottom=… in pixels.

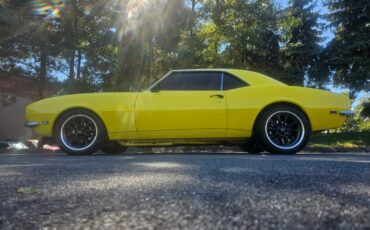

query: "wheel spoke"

left=288, top=121, right=298, bottom=127
left=277, top=114, right=282, bottom=122
left=283, top=115, right=288, bottom=123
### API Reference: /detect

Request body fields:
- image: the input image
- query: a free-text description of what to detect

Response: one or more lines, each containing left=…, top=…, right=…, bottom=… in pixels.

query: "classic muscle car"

left=25, top=69, right=353, bottom=155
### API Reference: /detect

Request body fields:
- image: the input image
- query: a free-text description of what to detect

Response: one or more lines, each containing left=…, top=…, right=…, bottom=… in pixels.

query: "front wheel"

left=54, top=109, right=106, bottom=155
left=255, top=105, right=310, bottom=154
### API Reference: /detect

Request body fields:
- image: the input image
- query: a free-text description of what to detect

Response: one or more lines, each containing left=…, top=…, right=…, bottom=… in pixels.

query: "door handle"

left=210, top=94, right=224, bottom=99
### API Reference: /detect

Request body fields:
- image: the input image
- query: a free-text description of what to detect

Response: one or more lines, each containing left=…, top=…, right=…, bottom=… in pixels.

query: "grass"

left=308, top=132, right=370, bottom=148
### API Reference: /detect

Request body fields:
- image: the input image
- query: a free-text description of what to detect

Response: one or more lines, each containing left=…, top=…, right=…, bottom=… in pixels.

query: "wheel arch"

left=52, top=107, right=109, bottom=139
left=252, top=101, right=312, bottom=136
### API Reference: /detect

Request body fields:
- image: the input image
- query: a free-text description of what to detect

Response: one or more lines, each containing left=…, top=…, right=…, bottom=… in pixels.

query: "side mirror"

left=151, top=85, right=160, bottom=92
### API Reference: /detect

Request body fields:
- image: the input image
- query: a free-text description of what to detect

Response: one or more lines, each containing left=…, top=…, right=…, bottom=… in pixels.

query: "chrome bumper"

left=25, top=122, right=40, bottom=128
left=339, top=110, right=355, bottom=117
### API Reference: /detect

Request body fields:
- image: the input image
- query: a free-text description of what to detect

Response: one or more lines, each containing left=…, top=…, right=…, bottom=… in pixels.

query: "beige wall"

left=0, top=96, right=33, bottom=140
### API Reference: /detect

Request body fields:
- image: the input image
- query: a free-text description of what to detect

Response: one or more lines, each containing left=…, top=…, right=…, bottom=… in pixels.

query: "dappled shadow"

left=1, top=153, right=370, bottom=228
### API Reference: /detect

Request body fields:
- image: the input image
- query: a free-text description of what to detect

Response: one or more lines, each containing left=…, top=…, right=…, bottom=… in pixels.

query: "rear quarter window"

left=223, top=73, right=248, bottom=90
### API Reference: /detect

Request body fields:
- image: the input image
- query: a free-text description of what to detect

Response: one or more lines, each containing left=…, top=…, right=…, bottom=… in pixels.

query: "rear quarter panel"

left=226, top=86, right=350, bottom=133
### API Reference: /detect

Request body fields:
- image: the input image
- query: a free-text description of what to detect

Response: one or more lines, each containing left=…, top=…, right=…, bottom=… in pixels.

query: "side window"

left=158, top=73, right=185, bottom=90
left=158, top=72, right=221, bottom=91
left=184, top=72, right=221, bottom=90
left=223, top=73, right=248, bottom=90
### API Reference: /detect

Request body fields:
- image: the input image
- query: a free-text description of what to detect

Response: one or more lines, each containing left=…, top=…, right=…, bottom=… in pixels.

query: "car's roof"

left=171, top=69, right=286, bottom=86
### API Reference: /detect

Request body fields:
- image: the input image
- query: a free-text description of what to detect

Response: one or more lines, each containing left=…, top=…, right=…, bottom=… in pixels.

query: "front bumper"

left=339, top=110, right=355, bottom=117
left=25, top=122, right=40, bottom=128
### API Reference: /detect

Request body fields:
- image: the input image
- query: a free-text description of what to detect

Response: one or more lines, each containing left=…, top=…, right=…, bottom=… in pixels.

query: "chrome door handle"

left=210, top=94, right=224, bottom=99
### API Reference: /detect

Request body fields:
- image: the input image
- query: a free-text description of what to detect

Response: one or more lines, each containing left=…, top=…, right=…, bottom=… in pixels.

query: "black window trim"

left=221, top=71, right=249, bottom=91
left=148, top=70, right=249, bottom=92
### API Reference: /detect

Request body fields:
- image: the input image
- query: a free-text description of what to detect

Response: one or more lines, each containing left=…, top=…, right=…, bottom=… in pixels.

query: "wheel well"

left=53, top=107, right=108, bottom=138
left=252, top=102, right=311, bottom=136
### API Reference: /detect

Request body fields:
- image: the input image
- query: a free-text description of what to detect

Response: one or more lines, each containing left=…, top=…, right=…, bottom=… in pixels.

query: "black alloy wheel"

left=54, top=109, right=106, bottom=155
left=255, top=105, right=310, bottom=154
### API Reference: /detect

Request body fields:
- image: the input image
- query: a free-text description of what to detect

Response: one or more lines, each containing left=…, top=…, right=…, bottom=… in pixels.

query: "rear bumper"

left=339, top=110, right=355, bottom=117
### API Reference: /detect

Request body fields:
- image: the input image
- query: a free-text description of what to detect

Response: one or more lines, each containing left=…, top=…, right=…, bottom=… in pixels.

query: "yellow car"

left=25, top=69, right=353, bottom=155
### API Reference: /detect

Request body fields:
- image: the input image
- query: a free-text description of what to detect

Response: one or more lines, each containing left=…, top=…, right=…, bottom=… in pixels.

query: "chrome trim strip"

left=25, top=122, right=40, bottom=128
left=221, top=72, right=224, bottom=91
left=339, top=110, right=355, bottom=116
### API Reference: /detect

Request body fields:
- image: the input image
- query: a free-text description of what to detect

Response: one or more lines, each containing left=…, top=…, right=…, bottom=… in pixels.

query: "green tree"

left=197, top=0, right=282, bottom=79
left=60, top=0, right=88, bottom=80
left=360, top=98, right=370, bottom=119
left=0, top=0, right=31, bottom=72
left=280, top=0, right=322, bottom=86
left=326, top=0, right=370, bottom=98
left=0, top=0, right=62, bottom=98
left=103, top=0, right=187, bottom=91
left=340, top=97, right=370, bottom=132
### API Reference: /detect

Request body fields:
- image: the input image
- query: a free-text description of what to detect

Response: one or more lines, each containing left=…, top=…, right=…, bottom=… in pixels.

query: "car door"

left=134, top=71, right=227, bottom=139
left=222, top=72, right=252, bottom=134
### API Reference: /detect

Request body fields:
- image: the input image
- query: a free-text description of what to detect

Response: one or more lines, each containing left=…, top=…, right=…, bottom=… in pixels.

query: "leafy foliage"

left=280, top=0, right=323, bottom=86
left=326, top=0, right=370, bottom=98
left=339, top=96, right=370, bottom=132
left=0, top=0, right=368, bottom=98
left=361, top=101, right=370, bottom=118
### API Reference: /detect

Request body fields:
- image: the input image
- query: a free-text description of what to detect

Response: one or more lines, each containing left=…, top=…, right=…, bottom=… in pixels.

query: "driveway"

left=0, top=152, right=369, bottom=229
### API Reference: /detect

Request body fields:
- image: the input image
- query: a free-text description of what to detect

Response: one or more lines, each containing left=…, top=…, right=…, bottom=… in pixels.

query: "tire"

left=54, top=109, right=107, bottom=155
left=255, top=105, right=310, bottom=154
left=239, top=138, right=264, bottom=154
left=101, top=141, right=127, bottom=155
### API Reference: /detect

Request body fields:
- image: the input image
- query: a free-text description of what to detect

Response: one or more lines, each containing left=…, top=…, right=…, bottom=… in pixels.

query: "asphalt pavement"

left=1, top=152, right=370, bottom=229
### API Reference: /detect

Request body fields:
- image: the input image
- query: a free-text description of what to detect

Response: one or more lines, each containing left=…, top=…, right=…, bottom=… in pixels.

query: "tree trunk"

left=190, top=0, right=195, bottom=38
left=76, top=49, right=81, bottom=80
left=68, top=0, right=78, bottom=80
left=38, top=50, right=47, bottom=99
left=214, top=0, right=224, bottom=25
left=147, top=37, right=154, bottom=81
left=68, top=50, right=75, bottom=80
left=189, top=0, right=196, bottom=65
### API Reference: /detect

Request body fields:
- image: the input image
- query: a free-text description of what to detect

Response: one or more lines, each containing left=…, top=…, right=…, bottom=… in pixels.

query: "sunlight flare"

left=32, top=0, right=66, bottom=18
left=116, top=0, right=170, bottom=41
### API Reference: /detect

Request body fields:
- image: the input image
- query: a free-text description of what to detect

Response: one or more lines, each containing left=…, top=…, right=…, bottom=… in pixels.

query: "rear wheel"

left=54, top=109, right=106, bottom=155
left=255, top=105, right=310, bottom=154
left=101, top=141, right=127, bottom=155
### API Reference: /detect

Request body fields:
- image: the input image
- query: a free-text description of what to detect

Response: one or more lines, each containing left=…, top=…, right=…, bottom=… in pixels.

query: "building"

left=0, top=71, right=59, bottom=141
